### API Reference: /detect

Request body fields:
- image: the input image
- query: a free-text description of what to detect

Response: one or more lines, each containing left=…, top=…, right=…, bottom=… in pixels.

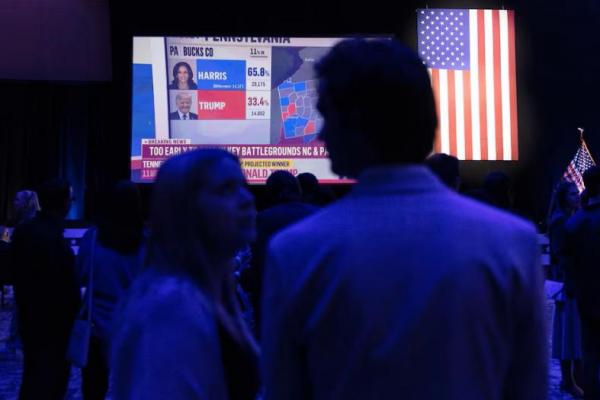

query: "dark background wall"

left=1, top=0, right=598, bottom=225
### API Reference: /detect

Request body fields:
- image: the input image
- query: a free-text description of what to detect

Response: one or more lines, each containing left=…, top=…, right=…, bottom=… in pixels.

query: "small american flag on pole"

left=417, top=9, right=518, bottom=160
left=563, top=134, right=596, bottom=193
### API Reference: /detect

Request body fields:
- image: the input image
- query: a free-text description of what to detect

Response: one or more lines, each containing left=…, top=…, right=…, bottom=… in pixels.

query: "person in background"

left=483, top=171, right=513, bottom=211
left=0, top=190, right=40, bottom=242
left=11, top=179, right=80, bottom=400
left=565, top=166, right=600, bottom=399
left=548, top=180, right=583, bottom=398
left=12, top=190, right=41, bottom=226
left=3, top=190, right=41, bottom=354
left=297, top=172, right=336, bottom=206
left=76, top=180, right=147, bottom=400
left=112, top=149, right=259, bottom=400
left=261, top=38, right=546, bottom=400
left=463, top=171, right=514, bottom=212
left=242, top=170, right=318, bottom=335
left=425, top=153, right=460, bottom=191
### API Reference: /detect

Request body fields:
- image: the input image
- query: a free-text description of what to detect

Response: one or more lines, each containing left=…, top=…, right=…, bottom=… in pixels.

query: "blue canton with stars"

left=417, top=9, right=470, bottom=70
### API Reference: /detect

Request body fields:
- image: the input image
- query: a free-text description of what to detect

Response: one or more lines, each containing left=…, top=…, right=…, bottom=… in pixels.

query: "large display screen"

left=130, top=36, right=352, bottom=183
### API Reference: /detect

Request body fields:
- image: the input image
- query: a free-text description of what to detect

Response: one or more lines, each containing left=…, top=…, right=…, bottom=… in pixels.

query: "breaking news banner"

left=132, top=139, right=331, bottom=183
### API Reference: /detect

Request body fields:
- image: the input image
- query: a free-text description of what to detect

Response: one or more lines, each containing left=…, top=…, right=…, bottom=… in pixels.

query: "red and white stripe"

left=565, top=163, right=585, bottom=192
left=429, top=9, right=518, bottom=160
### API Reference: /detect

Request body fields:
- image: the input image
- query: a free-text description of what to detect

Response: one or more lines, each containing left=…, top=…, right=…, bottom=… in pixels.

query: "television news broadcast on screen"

left=131, top=36, right=359, bottom=184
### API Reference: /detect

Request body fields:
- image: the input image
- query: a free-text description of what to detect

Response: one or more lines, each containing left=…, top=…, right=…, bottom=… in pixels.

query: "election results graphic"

left=196, top=59, right=246, bottom=90
left=130, top=36, right=362, bottom=184
left=196, top=59, right=246, bottom=119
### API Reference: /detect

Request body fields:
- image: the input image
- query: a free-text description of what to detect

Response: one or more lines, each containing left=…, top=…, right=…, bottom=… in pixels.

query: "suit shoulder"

left=268, top=203, right=339, bottom=251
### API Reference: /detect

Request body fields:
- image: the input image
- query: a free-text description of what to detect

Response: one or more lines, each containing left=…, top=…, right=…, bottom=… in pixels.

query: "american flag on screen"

left=418, top=9, right=518, bottom=160
left=563, top=137, right=596, bottom=192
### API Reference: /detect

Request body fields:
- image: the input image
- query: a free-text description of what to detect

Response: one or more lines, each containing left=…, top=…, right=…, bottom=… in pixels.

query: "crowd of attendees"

left=0, top=38, right=599, bottom=400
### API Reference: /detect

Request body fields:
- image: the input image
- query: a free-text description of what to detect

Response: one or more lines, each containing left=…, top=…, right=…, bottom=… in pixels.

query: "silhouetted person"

left=243, top=170, right=318, bottom=333
left=547, top=181, right=583, bottom=397
left=12, top=190, right=41, bottom=227
left=261, top=38, right=546, bottom=400
left=76, top=181, right=147, bottom=400
left=112, top=149, right=259, bottom=400
left=4, top=190, right=41, bottom=354
left=297, top=172, right=336, bottom=206
left=297, top=172, right=319, bottom=203
left=483, top=171, right=513, bottom=210
left=11, top=179, right=80, bottom=400
left=425, top=153, right=460, bottom=191
left=565, top=166, right=600, bottom=399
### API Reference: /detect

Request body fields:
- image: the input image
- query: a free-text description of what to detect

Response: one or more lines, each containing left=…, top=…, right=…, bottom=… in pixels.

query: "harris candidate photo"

left=168, top=61, right=197, bottom=90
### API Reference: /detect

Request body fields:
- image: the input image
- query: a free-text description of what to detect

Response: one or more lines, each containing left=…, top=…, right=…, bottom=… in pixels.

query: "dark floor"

left=0, top=285, right=579, bottom=399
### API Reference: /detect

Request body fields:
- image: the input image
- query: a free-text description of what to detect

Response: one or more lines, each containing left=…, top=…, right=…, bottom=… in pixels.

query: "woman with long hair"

left=112, top=149, right=259, bottom=399
left=168, top=61, right=197, bottom=90
left=548, top=180, right=583, bottom=398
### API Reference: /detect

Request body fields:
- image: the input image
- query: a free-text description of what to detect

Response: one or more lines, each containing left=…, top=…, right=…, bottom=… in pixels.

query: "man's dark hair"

left=426, top=153, right=460, bottom=189
left=37, top=178, right=71, bottom=216
left=315, top=38, right=437, bottom=166
left=583, top=166, right=600, bottom=197
left=265, top=170, right=302, bottom=205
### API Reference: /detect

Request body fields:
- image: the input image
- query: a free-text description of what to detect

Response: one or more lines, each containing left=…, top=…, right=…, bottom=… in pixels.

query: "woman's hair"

left=96, top=180, right=144, bottom=254
left=13, top=190, right=40, bottom=225
left=171, top=62, right=196, bottom=89
left=146, top=148, right=238, bottom=286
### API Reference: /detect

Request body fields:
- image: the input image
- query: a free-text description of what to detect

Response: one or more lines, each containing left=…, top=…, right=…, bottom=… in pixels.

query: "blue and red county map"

left=270, top=47, right=329, bottom=145
left=277, top=79, right=321, bottom=144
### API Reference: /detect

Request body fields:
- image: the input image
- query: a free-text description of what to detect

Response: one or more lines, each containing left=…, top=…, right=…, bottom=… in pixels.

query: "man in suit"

left=169, top=92, right=198, bottom=120
left=261, top=39, right=546, bottom=400
left=565, top=166, right=600, bottom=399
